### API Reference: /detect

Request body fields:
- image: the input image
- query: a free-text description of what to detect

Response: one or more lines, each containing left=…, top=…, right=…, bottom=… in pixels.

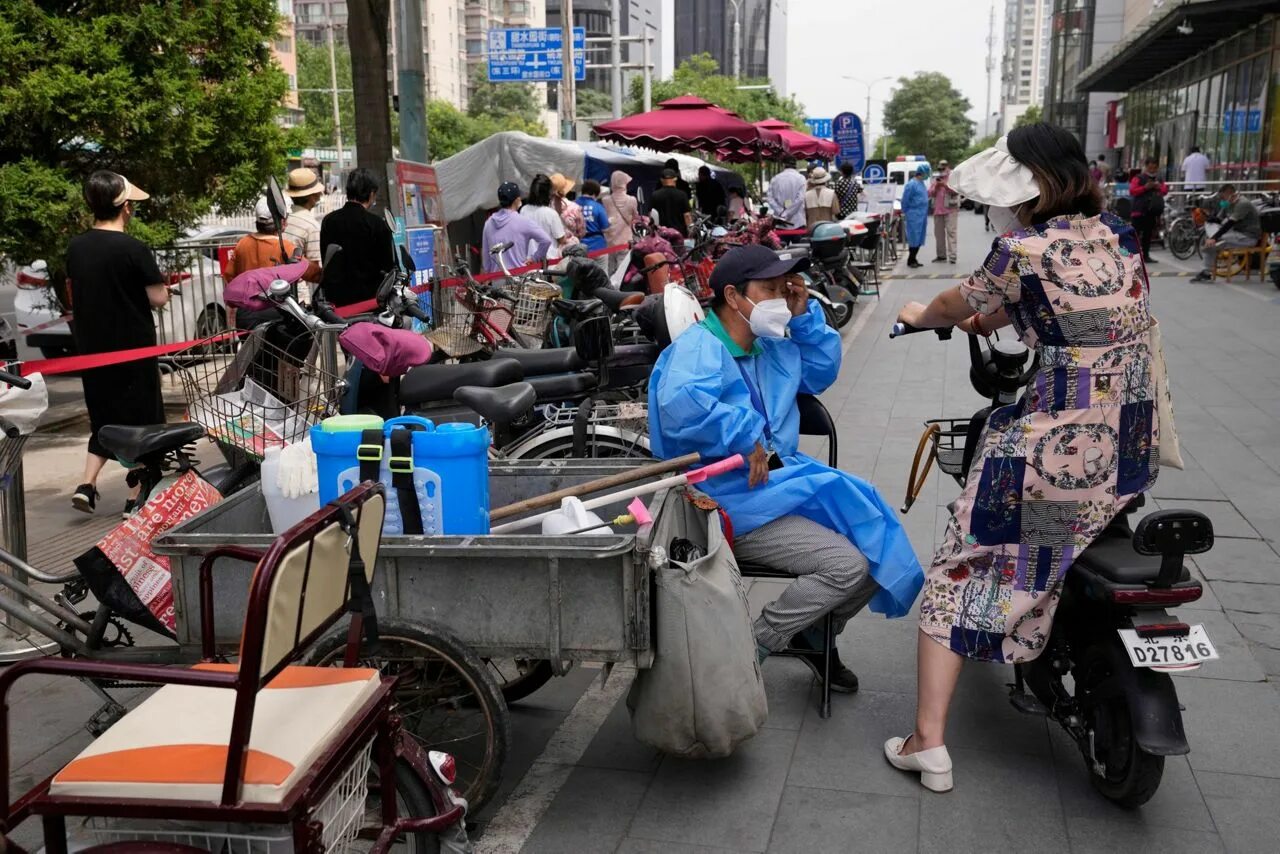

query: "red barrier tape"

left=18, top=244, right=632, bottom=377
left=333, top=242, right=631, bottom=318
left=19, top=331, right=244, bottom=377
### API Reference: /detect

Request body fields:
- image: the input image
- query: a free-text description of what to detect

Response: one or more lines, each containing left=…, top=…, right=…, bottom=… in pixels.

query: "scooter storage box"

left=809, top=222, right=848, bottom=263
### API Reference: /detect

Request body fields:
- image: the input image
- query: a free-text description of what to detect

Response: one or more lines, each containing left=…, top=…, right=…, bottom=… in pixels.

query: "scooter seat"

left=453, top=382, right=536, bottom=426
left=495, top=347, right=586, bottom=375
left=399, top=358, right=523, bottom=406
left=98, top=423, right=208, bottom=463
left=527, top=372, right=598, bottom=399
left=1076, top=534, right=1190, bottom=586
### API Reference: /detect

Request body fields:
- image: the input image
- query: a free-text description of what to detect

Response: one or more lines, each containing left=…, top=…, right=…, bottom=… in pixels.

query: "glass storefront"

left=1118, top=18, right=1278, bottom=180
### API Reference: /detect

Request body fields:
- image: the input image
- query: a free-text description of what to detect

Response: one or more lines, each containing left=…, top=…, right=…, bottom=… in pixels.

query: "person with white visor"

left=887, top=124, right=1164, bottom=792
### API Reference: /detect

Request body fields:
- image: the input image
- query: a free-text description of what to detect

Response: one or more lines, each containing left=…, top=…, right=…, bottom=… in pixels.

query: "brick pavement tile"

left=519, top=766, right=651, bottom=854
left=576, top=695, right=662, bottom=775
left=1182, top=562, right=1224, bottom=612
left=1150, top=469, right=1227, bottom=501
left=475, top=702, right=586, bottom=826
left=1049, top=727, right=1217, bottom=834
left=1195, top=772, right=1280, bottom=854
left=616, top=840, right=740, bottom=853
left=1168, top=609, right=1265, bottom=682
left=625, top=727, right=797, bottom=853
left=940, top=662, right=1053, bottom=758
left=766, top=786, right=918, bottom=854
left=1177, top=677, right=1280, bottom=778
left=786, top=689, right=923, bottom=798
left=917, top=747, right=1069, bottom=854
left=1211, top=581, right=1280, bottom=614
left=1064, top=819, right=1225, bottom=854
left=1225, top=610, right=1280, bottom=649
left=757, top=659, right=819, bottom=732
left=839, top=613, right=919, bottom=696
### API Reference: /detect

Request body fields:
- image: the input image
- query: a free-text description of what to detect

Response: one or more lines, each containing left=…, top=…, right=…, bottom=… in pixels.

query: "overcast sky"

left=786, top=0, right=999, bottom=142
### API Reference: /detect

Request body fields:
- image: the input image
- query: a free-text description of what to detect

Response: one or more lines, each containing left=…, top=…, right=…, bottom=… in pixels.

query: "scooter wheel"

left=834, top=300, right=856, bottom=329
left=1077, top=645, right=1165, bottom=808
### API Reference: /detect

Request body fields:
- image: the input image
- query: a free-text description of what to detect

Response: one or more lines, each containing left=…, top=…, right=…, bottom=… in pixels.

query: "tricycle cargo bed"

left=153, top=459, right=663, bottom=664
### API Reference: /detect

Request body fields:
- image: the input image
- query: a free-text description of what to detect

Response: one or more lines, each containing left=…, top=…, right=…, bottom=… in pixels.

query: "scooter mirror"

left=399, top=244, right=416, bottom=274
left=384, top=209, right=397, bottom=233
left=265, top=175, right=287, bottom=224
left=322, top=243, right=343, bottom=268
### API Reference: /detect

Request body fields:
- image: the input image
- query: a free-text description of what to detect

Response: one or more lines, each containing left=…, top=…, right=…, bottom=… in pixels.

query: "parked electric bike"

left=893, top=321, right=1218, bottom=808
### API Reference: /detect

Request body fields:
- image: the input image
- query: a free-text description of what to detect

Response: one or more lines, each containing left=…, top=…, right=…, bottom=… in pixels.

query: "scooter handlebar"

left=403, top=301, right=430, bottom=323
left=313, top=301, right=347, bottom=325
left=890, top=321, right=953, bottom=340
left=0, top=370, right=32, bottom=390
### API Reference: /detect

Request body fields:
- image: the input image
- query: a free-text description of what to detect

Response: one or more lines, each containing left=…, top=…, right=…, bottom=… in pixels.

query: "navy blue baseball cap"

left=709, top=244, right=810, bottom=299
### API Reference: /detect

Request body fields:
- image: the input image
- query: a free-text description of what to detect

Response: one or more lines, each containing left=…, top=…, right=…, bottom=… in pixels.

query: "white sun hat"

left=948, top=136, right=1040, bottom=207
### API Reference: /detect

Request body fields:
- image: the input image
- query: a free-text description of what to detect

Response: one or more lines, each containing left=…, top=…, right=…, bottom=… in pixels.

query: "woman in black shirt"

left=66, top=171, right=171, bottom=514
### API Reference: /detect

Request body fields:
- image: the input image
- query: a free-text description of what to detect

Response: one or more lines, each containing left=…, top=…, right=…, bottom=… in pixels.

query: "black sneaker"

left=1191, top=272, right=1213, bottom=283
left=1145, top=256, right=1159, bottom=264
left=72, top=484, right=99, bottom=514
left=931, top=257, right=947, bottom=263
left=122, top=498, right=138, bottom=519
left=788, top=629, right=859, bottom=693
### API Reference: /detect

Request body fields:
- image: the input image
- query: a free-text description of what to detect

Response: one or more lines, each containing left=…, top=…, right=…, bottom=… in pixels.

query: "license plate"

left=1117, top=625, right=1218, bottom=671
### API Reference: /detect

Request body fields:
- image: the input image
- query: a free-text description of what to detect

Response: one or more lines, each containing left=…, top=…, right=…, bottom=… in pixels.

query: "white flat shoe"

left=884, top=736, right=953, bottom=792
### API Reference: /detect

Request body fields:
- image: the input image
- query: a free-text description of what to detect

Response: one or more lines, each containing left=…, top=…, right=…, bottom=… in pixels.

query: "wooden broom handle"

left=489, top=453, right=701, bottom=521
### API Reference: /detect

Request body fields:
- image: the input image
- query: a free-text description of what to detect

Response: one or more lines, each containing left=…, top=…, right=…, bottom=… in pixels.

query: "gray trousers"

left=736, top=515, right=880, bottom=651
left=1203, top=231, right=1260, bottom=273
left=933, top=212, right=958, bottom=261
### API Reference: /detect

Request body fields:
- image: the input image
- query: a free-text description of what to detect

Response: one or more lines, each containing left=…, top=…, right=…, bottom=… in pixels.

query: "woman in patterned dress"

left=885, top=124, right=1160, bottom=792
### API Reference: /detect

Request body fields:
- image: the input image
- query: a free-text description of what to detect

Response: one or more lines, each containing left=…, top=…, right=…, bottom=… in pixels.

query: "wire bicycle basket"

left=509, top=275, right=561, bottom=344
left=176, top=328, right=344, bottom=461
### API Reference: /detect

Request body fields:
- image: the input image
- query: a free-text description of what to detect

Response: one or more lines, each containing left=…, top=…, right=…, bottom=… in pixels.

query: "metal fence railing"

left=151, top=239, right=243, bottom=350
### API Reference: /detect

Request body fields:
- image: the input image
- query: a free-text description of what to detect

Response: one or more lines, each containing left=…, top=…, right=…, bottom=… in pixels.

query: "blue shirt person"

left=577, top=179, right=611, bottom=253
left=649, top=245, right=924, bottom=691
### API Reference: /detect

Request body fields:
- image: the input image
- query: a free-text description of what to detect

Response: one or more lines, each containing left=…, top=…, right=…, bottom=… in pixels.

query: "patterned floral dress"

left=920, top=212, right=1159, bottom=663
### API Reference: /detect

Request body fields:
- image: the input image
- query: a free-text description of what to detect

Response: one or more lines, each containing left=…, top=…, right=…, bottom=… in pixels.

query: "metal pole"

left=866, top=86, right=872, bottom=159
left=395, top=0, right=427, bottom=162
left=327, top=22, right=345, bottom=174
left=729, top=0, right=742, bottom=78
left=561, top=0, right=576, bottom=139
left=610, top=0, right=622, bottom=118
left=641, top=29, right=652, bottom=112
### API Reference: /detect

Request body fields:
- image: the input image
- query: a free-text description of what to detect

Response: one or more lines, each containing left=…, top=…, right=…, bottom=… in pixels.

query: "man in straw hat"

left=804, top=166, right=840, bottom=229
left=282, top=167, right=325, bottom=289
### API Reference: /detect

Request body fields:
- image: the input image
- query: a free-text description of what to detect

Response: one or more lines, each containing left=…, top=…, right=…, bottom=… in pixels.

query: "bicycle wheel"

left=1166, top=219, right=1197, bottom=260
left=307, top=619, right=510, bottom=812
left=513, top=428, right=652, bottom=460
left=354, top=760, right=445, bottom=853
left=483, top=657, right=556, bottom=703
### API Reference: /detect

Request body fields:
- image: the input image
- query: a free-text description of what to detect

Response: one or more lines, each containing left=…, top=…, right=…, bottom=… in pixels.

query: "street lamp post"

left=728, top=0, right=743, bottom=78
left=842, top=75, right=893, bottom=160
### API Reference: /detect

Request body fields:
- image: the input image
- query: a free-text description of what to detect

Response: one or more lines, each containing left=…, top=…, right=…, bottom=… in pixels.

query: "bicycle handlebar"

left=0, top=370, right=31, bottom=390
left=889, top=321, right=953, bottom=340
left=404, top=301, right=430, bottom=323
left=313, top=301, right=346, bottom=325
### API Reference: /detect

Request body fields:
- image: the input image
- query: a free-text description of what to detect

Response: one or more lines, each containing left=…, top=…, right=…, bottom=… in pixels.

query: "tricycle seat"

left=98, top=422, right=207, bottom=463
left=454, top=381, right=536, bottom=425
left=400, top=357, right=522, bottom=405
left=50, top=665, right=382, bottom=804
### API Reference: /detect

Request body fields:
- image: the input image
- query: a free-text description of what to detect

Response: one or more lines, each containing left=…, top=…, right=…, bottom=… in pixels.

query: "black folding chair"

left=736, top=393, right=840, bottom=719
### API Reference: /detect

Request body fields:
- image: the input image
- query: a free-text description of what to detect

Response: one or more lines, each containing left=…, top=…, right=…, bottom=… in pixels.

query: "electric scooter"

left=892, top=321, right=1218, bottom=808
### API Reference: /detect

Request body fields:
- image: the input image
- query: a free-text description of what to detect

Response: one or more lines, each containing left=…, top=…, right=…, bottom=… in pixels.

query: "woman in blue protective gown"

left=648, top=244, right=924, bottom=688
left=901, top=165, right=930, bottom=268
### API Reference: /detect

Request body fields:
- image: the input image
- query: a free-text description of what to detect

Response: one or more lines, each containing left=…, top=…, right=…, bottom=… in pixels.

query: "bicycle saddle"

left=592, top=288, right=646, bottom=312
left=453, top=382, right=536, bottom=427
left=399, top=358, right=522, bottom=406
left=494, top=347, right=586, bottom=376
left=552, top=298, right=605, bottom=320
left=98, top=423, right=207, bottom=463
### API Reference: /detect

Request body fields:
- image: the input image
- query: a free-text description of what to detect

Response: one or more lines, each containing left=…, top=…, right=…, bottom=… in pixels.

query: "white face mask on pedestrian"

left=987, top=203, right=1024, bottom=235
left=739, top=296, right=792, bottom=339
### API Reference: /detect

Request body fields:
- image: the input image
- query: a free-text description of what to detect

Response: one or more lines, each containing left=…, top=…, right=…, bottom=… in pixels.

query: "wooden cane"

left=488, top=453, right=701, bottom=522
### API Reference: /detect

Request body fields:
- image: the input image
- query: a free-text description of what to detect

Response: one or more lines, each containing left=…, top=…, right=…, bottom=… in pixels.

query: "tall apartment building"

left=672, top=0, right=786, bottom=88
left=546, top=0, right=661, bottom=100
left=273, top=0, right=304, bottom=127
left=465, top=0, right=547, bottom=104
left=999, top=0, right=1052, bottom=130
left=1043, top=0, right=1123, bottom=156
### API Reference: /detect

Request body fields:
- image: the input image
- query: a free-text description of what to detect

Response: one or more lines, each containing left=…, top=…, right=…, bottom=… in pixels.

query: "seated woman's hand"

left=748, top=442, right=770, bottom=489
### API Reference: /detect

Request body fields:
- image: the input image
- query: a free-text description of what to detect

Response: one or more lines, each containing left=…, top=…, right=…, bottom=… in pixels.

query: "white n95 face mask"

left=987, top=204, right=1023, bottom=235
left=742, top=297, right=792, bottom=339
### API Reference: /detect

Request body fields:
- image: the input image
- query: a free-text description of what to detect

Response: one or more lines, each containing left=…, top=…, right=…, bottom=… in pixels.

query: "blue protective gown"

left=648, top=301, right=924, bottom=617
left=900, top=178, right=929, bottom=248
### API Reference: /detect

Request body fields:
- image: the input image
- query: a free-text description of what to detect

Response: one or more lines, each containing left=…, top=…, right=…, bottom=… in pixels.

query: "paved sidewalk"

left=491, top=211, right=1280, bottom=853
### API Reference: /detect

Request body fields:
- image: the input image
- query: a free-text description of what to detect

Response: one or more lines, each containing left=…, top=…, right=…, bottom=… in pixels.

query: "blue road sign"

left=1221, top=109, right=1262, bottom=134
left=833, top=112, right=865, bottom=173
left=487, top=27, right=585, bottom=82
left=805, top=118, right=833, bottom=139
left=862, top=163, right=886, bottom=184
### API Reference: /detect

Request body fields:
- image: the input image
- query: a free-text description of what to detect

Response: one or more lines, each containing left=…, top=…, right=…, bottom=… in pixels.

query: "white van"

left=886, top=155, right=932, bottom=187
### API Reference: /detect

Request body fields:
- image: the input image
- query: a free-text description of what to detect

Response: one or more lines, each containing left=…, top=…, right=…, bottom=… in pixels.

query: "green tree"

left=427, top=100, right=546, bottom=161
left=870, top=135, right=910, bottom=160
left=296, top=40, right=354, bottom=148
left=960, top=133, right=999, bottom=160
left=0, top=0, right=292, bottom=278
left=881, top=72, right=974, bottom=164
left=576, top=88, right=614, bottom=120
left=626, top=54, right=805, bottom=128
left=1013, top=105, right=1043, bottom=129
